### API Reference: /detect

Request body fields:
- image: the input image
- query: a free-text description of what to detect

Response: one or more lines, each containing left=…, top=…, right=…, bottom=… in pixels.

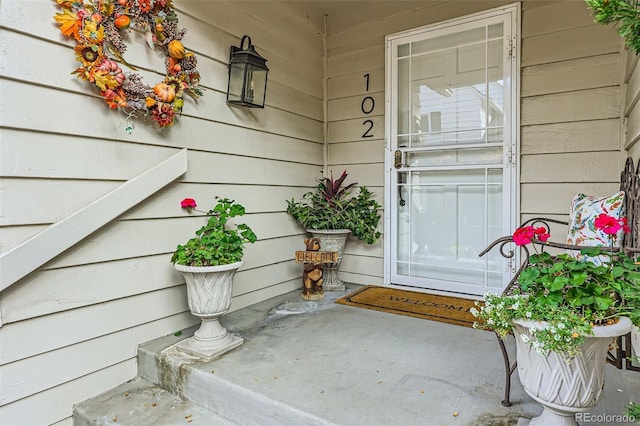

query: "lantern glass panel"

left=227, top=63, right=245, bottom=103
left=245, top=65, right=267, bottom=107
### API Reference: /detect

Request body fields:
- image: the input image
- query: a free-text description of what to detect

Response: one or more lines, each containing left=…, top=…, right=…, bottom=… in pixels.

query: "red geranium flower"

left=513, top=226, right=550, bottom=246
left=513, top=226, right=534, bottom=246
left=621, top=217, right=631, bottom=234
left=180, top=198, right=197, bottom=211
left=533, top=226, right=550, bottom=242
left=594, top=214, right=622, bottom=235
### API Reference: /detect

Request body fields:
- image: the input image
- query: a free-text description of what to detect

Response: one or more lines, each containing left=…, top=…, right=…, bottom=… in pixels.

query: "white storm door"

left=385, top=5, right=519, bottom=296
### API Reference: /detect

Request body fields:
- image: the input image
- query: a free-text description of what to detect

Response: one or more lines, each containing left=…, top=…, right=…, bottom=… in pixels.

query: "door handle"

left=394, top=150, right=404, bottom=169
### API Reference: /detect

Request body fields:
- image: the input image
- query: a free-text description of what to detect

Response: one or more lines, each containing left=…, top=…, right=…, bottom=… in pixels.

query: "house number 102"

left=362, top=73, right=374, bottom=138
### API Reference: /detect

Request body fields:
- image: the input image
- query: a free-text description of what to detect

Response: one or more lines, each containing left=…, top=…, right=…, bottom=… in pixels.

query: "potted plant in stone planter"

left=171, top=196, right=257, bottom=359
left=286, top=170, right=381, bottom=291
left=473, top=216, right=639, bottom=426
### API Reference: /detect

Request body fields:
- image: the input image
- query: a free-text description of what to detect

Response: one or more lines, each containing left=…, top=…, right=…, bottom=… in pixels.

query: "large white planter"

left=307, top=229, right=351, bottom=291
left=513, top=317, right=633, bottom=426
left=173, top=261, right=244, bottom=359
left=632, top=325, right=640, bottom=358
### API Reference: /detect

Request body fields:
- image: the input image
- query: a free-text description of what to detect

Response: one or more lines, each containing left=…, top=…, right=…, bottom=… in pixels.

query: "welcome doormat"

left=335, top=285, right=481, bottom=328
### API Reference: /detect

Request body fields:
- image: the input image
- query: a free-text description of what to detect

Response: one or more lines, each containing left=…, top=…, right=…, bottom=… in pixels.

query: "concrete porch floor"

left=77, top=284, right=640, bottom=425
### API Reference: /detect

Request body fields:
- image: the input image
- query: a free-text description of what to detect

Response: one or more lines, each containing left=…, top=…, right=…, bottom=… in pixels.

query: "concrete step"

left=137, top=326, right=336, bottom=426
left=73, top=376, right=237, bottom=426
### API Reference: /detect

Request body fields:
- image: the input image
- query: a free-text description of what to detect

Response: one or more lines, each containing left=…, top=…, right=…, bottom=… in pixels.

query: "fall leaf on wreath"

left=99, top=2, right=115, bottom=17
left=54, top=8, right=81, bottom=40
left=172, top=98, right=184, bottom=111
left=72, top=67, right=91, bottom=81
left=54, top=0, right=76, bottom=9
left=92, top=70, right=121, bottom=91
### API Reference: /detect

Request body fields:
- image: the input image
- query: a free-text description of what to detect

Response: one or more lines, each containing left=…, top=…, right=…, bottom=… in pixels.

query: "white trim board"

left=0, top=149, right=188, bottom=309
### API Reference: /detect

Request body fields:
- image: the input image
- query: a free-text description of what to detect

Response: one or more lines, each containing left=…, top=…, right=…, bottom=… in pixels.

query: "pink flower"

left=594, top=214, right=622, bottom=235
left=512, top=226, right=550, bottom=246
left=534, top=227, right=551, bottom=242
left=513, top=226, right=534, bottom=246
left=621, top=217, right=631, bottom=234
left=180, top=198, right=197, bottom=211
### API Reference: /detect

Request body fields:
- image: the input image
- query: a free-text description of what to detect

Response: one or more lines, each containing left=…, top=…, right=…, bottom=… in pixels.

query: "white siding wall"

left=0, top=1, right=324, bottom=424
left=520, top=1, right=624, bottom=228
left=623, top=49, right=640, bottom=163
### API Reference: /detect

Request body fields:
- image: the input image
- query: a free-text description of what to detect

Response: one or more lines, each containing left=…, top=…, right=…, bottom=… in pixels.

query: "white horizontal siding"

left=0, top=78, right=323, bottom=143
left=623, top=43, right=640, bottom=159
left=522, top=54, right=620, bottom=97
left=0, top=0, right=324, bottom=424
left=519, top=0, right=624, bottom=226
left=0, top=360, right=138, bottom=426
left=521, top=183, right=622, bottom=216
left=0, top=244, right=305, bottom=326
left=1, top=180, right=310, bottom=226
left=521, top=119, right=620, bottom=155
left=328, top=140, right=385, bottom=165
left=1, top=312, right=196, bottom=405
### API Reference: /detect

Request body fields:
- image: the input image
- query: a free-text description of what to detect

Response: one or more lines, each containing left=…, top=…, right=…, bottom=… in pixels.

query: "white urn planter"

left=513, top=317, right=633, bottom=426
left=308, top=229, right=351, bottom=291
left=632, top=325, right=640, bottom=359
left=173, top=261, right=244, bottom=359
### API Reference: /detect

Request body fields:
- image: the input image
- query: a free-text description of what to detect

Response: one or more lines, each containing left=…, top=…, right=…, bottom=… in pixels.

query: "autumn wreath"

left=54, top=0, right=203, bottom=128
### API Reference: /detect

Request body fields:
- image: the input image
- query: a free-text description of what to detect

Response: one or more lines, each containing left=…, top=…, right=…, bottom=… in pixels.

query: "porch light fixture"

left=226, top=35, right=269, bottom=108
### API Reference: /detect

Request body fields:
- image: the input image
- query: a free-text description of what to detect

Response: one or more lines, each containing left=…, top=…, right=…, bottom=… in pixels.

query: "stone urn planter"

left=307, top=229, right=351, bottom=291
left=513, top=317, right=633, bottom=426
left=173, top=261, right=244, bottom=359
left=632, top=325, right=640, bottom=358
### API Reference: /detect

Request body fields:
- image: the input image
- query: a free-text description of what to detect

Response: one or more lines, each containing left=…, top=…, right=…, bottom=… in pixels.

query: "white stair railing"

left=0, top=149, right=188, bottom=297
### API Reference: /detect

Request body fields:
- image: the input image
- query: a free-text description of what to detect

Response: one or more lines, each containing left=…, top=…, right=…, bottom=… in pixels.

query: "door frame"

left=382, top=2, right=521, bottom=292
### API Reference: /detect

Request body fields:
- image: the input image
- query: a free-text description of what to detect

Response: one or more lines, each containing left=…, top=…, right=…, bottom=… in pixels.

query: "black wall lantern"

left=226, top=35, right=269, bottom=108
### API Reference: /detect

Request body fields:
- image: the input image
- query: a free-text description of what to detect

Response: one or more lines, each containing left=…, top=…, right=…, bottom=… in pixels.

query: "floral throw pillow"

left=566, top=191, right=625, bottom=263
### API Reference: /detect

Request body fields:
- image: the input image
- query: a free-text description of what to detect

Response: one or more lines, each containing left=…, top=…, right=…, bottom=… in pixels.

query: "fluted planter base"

left=516, top=406, right=584, bottom=426
left=513, top=317, right=633, bottom=426
left=632, top=325, right=640, bottom=358
left=307, top=229, right=351, bottom=291
left=175, top=317, right=244, bottom=359
left=173, top=261, right=244, bottom=360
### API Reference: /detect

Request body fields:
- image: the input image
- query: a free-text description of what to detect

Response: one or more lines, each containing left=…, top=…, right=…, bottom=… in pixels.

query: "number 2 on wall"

left=362, top=119, right=374, bottom=138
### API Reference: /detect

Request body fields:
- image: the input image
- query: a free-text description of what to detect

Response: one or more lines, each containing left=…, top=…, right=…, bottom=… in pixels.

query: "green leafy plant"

left=472, top=217, right=640, bottom=360
left=627, top=400, right=640, bottom=424
left=171, top=197, right=257, bottom=267
left=585, top=0, right=640, bottom=54
left=286, top=170, right=382, bottom=244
